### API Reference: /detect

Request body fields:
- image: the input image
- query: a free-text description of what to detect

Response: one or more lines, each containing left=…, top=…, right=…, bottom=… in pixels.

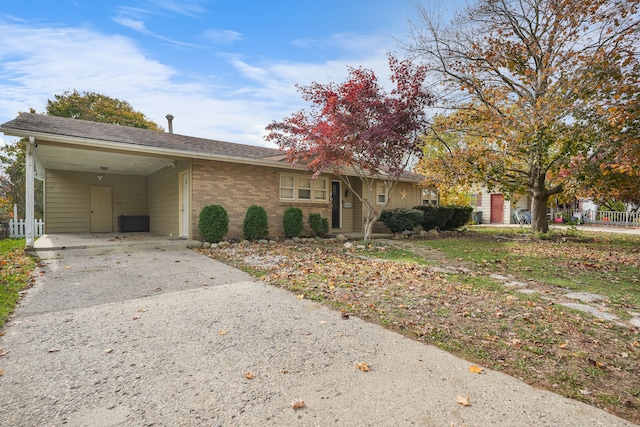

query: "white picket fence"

left=9, top=218, right=44, bottom=238
left=550, top=209, right=640, bottom=226
left=7, top=204, right=45, bottom=238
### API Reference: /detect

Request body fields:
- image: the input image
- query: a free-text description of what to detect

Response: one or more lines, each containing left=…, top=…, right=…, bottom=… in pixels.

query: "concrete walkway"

left=0, top=234, right=636, bottom=426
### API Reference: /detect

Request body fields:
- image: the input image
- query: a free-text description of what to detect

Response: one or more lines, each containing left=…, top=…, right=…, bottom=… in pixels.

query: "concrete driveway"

left=0, top=234, right=635, bottom=426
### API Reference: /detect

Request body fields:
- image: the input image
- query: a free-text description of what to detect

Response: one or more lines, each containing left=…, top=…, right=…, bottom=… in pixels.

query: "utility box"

left=118, top=215, right=150, bottom=232
left=473, top=211, right=483, bottom=224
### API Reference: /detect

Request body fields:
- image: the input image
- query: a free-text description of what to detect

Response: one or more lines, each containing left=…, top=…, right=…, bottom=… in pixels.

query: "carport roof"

left=0, top=112, right=283, bottom=160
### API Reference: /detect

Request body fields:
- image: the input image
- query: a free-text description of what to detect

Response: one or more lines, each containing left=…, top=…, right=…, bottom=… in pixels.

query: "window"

left=280, top=174, right=329, bottom=202
left=314, top=179, right=328, bottom=201
left=476, top=192, right=483, bottom=207
left=280, top=175, right=295, bottom=200
left=376, top=184, right=387, bottom=205
left=298, top=177, right=311, bottom=200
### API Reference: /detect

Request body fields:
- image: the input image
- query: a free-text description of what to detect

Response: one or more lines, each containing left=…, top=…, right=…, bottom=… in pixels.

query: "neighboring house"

left=471, top=187, right=529, bottom=224
left=0, top=113, right=423, bottom=246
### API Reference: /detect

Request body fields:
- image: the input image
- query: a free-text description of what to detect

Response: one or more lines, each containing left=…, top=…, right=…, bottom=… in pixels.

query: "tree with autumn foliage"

left=409, top=0, right=639, bottom=232
left=265, top=55, right=433, bottom=241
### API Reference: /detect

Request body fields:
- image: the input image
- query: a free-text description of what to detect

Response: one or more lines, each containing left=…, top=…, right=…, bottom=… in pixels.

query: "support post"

left=25, top=136, right=35, bottom=248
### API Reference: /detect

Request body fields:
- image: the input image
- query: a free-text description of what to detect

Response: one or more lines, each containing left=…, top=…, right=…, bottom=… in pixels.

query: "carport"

left=0, top=113, right=192, bottom=247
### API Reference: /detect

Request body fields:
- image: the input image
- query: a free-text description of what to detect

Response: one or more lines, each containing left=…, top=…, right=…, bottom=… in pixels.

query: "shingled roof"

left=0, top=112, right=283, bottom=160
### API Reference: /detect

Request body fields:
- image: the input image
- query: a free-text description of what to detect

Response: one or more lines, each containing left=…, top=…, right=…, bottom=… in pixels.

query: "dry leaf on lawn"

left=245, top=371, right=255, bottom=379
left=291, top=399, right=305, bottom=409
left=469, top=365, right=483, bottom=374
left=455, top=394, right=472, bottom=406
left=355, top=362, right=370, bottom=372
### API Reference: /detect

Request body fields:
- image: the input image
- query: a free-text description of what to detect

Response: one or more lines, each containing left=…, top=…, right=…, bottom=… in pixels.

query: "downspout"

left=25, top=136, right=35, bottom=248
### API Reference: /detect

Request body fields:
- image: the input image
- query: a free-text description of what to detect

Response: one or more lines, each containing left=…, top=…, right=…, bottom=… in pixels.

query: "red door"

left=490, top=194, right=504, bottom=224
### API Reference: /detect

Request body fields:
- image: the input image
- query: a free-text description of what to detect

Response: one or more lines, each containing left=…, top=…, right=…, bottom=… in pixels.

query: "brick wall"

left=192, top=159, right=332, bottom=240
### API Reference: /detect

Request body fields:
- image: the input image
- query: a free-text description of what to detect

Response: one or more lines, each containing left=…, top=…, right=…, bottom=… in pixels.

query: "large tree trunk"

left=529, top=171, right=562, bottom=233
left=530, top=192, right=550, bottom=233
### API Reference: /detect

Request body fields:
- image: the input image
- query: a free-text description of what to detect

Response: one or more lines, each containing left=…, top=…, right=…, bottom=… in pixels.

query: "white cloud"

left=112, top=16, right=151, bottom=34
left=202, top=29, right=243, bottom=44
left=0, top=19, right=400, bottom=148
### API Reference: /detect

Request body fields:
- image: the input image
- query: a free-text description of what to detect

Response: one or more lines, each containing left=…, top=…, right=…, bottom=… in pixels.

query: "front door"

left=90, top=186, right=112, bottom=232
left=179, top=171, right=190, bottom=238
left=331, top=181, right=341, bottom=229
left=490, top=194, right=505, bottom=224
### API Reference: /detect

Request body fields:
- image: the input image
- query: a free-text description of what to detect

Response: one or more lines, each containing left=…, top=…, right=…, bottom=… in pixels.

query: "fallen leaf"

left=105, top=348, right=113, bottom=354
left=558, top=342, right=568, bottom=349
left=341, top=312, right=350, bottom=320
left=132, top=316, right=140, bottom=320
left=0, top=368, right=4, bottom=376
left=580, top=389, right=592, bottom=395
left=48, top=348, right=59, bottom=353
left=219, top=329, right=228, bottom=336
left=589, top=358, right=605, bottom=369
left=64, top=266, right=70, bottom=269
left=296, top=294, right=305, bottom=299
left=0, top=349, right=8, bottom=357
left=291, top=399, right=305, bottom=409
left=355, top=362, right=370, bottom=372
left=245, top=371, right=255, bottom=379
left=455, top=394, right=472, bottom=407
left=469, top=365, right=483, bottom=374
left=137, top=308, right=147, bottom=313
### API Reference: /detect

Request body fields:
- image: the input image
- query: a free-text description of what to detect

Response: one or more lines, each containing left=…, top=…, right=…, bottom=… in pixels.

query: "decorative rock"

left=210, top=243, right=218, bottom=249
left=269, top=240, right=277, bottom=244
left=427, top=229, right=438, bottom=236
left=336, top=234, right=347, bottom=242
left=258, top=239, right=269, bottom=244
left=202, top=242, right=212, bottom=249
left=218, top=241, right=230, bottom=248
left=356, top=245, right=366, bottom=250
left=292, top=237, right=302, bottom=243
left=343, top=242, right=353, bottom=250
left=419, top=230, right=429, bottom=237
left=186, top=241, right=202, bottom=249
left=239, top=240, right=251, bottom=247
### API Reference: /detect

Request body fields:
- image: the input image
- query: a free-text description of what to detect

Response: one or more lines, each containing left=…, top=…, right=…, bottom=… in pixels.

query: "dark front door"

left=331, top=181, right=341, bottom=228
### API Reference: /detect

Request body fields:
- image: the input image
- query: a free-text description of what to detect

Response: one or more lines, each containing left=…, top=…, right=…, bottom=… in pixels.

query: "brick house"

left=0, top=113, right=423, bottom=246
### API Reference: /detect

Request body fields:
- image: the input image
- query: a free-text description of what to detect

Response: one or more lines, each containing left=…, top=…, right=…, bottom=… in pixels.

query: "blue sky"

left=0, top=0, right=459, bottom=147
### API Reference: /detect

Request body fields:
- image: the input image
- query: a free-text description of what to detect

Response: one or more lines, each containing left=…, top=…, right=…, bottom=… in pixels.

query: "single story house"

left=0, top=113, right=424, bottom=246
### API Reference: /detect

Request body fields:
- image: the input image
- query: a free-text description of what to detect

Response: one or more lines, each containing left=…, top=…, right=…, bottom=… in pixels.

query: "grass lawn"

left=203, top=228, right=640, bottom=424
left=0, top=239, right=36, bottom=329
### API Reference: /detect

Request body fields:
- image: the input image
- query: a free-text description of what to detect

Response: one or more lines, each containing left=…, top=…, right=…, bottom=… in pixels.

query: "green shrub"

left=444, top=206, right=473, bottom=230
left=283, top=207, right=304, bottom=238
left=198, top=205, right=229, bottom=243
left=379, top=208, right=424, bottom=233
left=413, top=205, right=454, bottom=231
left=308, top=213, right=330, bottom=236
left=243, top=205, right=269, bottom=240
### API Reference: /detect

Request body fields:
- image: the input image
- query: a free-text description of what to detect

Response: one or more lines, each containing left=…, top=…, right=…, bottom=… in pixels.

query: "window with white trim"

left=280, top=174, right=329, bottom=202
left=298, top=177, right=312, bottom=200
left=280, top=175, right=295, bottom=200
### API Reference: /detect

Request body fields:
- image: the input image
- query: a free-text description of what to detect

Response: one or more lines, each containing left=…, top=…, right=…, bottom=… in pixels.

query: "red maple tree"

left=265, top=54, right=433, bottom=240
